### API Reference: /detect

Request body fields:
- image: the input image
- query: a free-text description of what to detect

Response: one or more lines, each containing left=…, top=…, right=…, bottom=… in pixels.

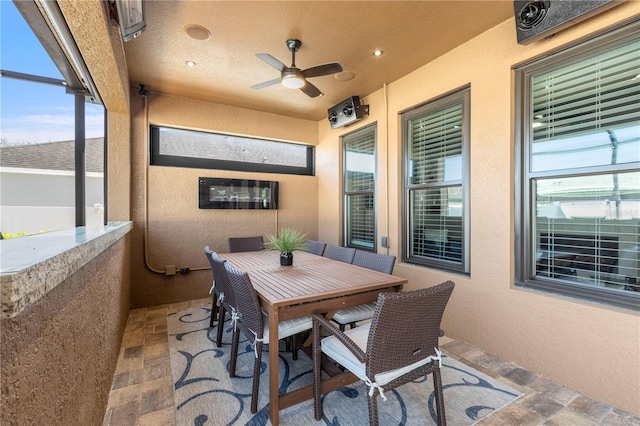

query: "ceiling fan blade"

left=250, top=78, right=282, bottom=90
left=300, top=81, right=323, bottom=98
left=256, top=53, right=286, bottom=72
left=302, top=62, right=343, bottom=79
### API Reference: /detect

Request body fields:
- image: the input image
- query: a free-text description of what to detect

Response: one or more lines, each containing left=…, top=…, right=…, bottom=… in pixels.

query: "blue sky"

left=1, top=0, right=104, bottom=145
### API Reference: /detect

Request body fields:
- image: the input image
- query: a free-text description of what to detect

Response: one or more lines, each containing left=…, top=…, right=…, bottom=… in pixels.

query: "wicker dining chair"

left=331, top=250, right=396, bottom=331
left=204, top=247, right=239, bottom=347
left=313, top=281, right=455, bottom=426
left=228, top=236, right=264, bottom=252
left=203, top=246, right=220, bottom=327
left=324, top=244, right=356, bottom=263
left=224, top=262, right=313, bottom=414
left=305, top=239, right=326, bottom=256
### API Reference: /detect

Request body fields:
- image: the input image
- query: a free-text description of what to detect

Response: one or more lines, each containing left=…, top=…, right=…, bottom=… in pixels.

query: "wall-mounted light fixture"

left=112, top=0, right=146, bottom=42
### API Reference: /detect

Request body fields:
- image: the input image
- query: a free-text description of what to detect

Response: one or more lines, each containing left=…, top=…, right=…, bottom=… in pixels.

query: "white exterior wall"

left=0, top=168, right=104, bottom=234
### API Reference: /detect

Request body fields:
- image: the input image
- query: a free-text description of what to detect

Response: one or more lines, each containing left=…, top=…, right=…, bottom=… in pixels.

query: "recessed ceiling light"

left=185, top=61, right=196, bottom=67
left=373, top=50, right=383, bottom=56
left=184, top=24, right=211, bottom=41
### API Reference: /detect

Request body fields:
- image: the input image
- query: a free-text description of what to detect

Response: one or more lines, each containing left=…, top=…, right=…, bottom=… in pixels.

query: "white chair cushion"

left=332, top=303, right=376, bottom=324
left=321, top=323, right=437, bottom=387
left=262, top=313, right=312, bottom=341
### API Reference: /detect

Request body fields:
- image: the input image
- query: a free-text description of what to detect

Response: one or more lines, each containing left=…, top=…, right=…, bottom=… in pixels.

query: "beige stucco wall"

left=0, top=237, right=131, bottom=426
left=317, top=3, right=640, bottom=416
left=129, top=92, right=320, bottom=308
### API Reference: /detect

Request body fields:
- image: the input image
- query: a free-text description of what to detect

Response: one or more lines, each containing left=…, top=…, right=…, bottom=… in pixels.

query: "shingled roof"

left=0, top=137, right=104, bottom=173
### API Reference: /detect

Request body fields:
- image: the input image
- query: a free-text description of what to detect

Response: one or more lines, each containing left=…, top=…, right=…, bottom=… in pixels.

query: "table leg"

left=269, top=307, right=280, bottom=425
left=302, top=310, right=336, bottom=347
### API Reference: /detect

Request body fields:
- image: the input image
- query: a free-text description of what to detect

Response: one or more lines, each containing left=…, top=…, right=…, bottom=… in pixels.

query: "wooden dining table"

left=220, top=249, right=406, bottom=425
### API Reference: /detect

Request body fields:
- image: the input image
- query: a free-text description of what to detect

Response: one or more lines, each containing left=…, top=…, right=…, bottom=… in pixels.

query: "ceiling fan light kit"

left=251, top=38, right=343, bottom=98
left=281, top=72, right=305, bottom=89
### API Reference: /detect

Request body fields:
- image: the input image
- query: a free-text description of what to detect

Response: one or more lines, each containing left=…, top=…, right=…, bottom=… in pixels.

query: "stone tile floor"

left=103, top=298, right=640, bottom=425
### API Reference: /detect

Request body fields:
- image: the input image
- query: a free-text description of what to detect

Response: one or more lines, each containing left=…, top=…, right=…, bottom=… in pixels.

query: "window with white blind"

left=515, top=21, right=640, bottom=310
left=402, top=87, right=470, bottom=272
left=343, top=125, right=376, bottom=251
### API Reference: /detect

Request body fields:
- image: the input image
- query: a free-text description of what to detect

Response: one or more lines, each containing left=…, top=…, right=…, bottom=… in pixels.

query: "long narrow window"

left=150, top=125, right=314, bottom=176
left=402, top=87, right=470, bottom=273
left=515, top=21, right=640, bottom=310
left=343, top=124, right=376, bottom=251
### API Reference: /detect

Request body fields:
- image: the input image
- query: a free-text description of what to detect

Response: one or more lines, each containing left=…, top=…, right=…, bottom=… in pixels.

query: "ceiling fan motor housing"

left=328, top=96, right=365, bottom=129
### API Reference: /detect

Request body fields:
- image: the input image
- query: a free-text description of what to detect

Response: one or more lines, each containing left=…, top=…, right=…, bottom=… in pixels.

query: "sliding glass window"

left=401, top=87, right=470, bottom=273
left=343, top=124, right=376, bottom=251
left=514, top=21, right=640, bottom=310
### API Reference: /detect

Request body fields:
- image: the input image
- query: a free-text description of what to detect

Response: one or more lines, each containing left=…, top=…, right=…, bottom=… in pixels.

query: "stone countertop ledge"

left=0, top=221, right=133, bottom=319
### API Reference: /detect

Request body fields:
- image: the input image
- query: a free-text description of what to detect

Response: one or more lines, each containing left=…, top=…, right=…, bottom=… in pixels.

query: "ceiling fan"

left=251, top=39, right=343, bottom=98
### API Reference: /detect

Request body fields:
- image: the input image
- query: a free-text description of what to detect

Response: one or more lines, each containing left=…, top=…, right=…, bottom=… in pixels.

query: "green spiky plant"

left=266, top=228, right=307, bottom=254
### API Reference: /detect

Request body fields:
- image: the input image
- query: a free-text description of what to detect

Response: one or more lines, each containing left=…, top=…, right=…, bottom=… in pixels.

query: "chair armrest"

left=312, top=313, right=367, bottom=363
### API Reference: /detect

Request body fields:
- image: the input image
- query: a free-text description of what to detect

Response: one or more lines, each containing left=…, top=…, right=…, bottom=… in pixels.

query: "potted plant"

left=266, top=228, right=307, bottom=266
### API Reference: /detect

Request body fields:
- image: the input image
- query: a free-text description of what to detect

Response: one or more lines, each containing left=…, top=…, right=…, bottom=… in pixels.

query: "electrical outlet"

left=165, top=265, right=176, bottom=276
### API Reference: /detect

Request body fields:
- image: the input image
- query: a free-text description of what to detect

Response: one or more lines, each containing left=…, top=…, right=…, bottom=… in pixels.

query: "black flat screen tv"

left=198, top=177, right=279, bottom=210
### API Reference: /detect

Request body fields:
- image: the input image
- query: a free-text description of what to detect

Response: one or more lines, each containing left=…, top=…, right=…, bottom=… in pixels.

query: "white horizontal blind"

left=345, top=131, right=375, bottom=192
left=345, top=194, right=374, bottom=249
left=534, top=173, right=639, bottom=292
left=408, top=100, right=464, bottom=266
left=530, top=40, right=640, bottom=172
left=344, top=128, right=375, bottom=250
left=409, top=102, right=463, bottom=184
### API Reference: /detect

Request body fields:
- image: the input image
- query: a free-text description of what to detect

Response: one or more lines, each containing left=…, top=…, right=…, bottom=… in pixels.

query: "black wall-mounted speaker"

left=514, top=0, right=620, bottom=45
left=328, top=96, right=365, bottom=129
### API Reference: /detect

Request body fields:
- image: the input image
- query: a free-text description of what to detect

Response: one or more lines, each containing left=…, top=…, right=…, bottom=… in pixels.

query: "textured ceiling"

left=123, top=1, right=514, bottom=121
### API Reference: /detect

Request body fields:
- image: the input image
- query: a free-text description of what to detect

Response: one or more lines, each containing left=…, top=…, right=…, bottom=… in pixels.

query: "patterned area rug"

left=168, top=306, right=522, bottom=426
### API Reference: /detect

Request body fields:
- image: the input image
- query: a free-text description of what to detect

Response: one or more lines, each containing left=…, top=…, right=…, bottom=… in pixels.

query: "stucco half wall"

left=0, top=236, right=131, bottom=425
